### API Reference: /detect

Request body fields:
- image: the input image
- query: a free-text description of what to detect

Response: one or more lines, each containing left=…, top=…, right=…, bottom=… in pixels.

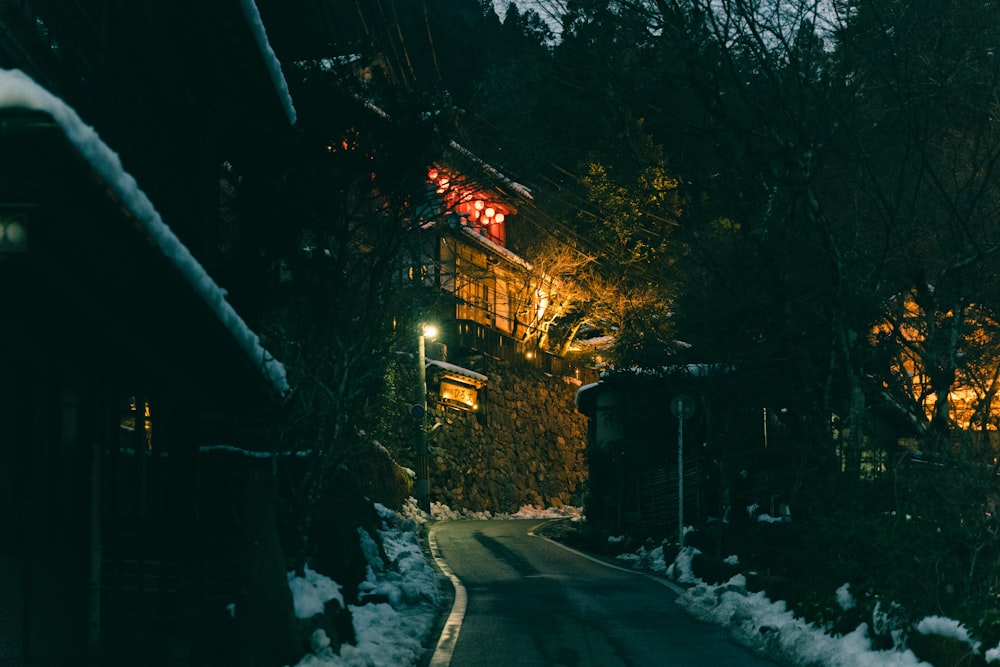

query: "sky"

left=286, top=501, right=1000, bottom=667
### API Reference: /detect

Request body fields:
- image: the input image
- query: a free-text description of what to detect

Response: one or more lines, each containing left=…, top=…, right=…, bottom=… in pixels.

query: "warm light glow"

left=426, top=164, right=512, bottom=246
left=874, top=291, right=1000, bottom=431
left=422, top=324, right=438, bottom=339
left=440, top=379, right=478, bottom=410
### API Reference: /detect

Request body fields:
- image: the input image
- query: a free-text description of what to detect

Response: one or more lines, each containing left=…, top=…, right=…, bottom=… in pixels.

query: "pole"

left=416, top=333, right=430, bottom=513
left=677, top=400, right=685, bottom=548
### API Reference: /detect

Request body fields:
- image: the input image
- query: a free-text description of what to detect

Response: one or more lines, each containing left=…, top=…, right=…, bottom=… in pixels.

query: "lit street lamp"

left=415, top=323, right=438, bottom=514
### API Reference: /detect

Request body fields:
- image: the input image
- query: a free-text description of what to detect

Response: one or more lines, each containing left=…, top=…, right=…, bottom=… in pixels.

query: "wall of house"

left=426, top=358, right=588, bottom=513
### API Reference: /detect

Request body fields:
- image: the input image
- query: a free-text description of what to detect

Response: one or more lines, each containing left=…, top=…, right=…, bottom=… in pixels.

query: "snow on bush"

left=835, top=583, right=856, bottom=611
left=663, top=546, right=700, bottom=583
left=288, top=566, right=345, bottom=619
left=914, top=616, right=981, bottom=653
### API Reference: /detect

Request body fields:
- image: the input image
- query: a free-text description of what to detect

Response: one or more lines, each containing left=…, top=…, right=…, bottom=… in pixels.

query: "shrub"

left=907, top=632, right=978, bottom=667
left=690, top=553, right=741, bottom=585
left=347, top=441, right=412, bottom=510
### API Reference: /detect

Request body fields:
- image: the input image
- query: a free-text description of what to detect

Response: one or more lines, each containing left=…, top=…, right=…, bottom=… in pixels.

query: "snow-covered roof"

left=447, top=140, right=533, bottom=201
left=459, top=225, right=533, bottom=271
left=238, top=0, right=297, bottom=126
left=0, top=68, right=290, bottom=398
left=426, top=358, right=488, bottom=385
left=575, top=380, right=601, bottom=405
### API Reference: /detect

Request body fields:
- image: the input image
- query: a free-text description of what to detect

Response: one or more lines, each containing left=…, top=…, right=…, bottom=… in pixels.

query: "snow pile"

left=401, top=498, right=582, bottom=523
left=662, top=546, right=699, bottom=583
left=617, top=546, right=927, bottom=666
left=510, top=504, right=582, bottom=519
left=289, top=504, right=441, bottom=667
left=678, top=573, right=927, bottom=666
left=288, top=566, right=345, bottom=619
left=618, top=542, right=673, bottom=577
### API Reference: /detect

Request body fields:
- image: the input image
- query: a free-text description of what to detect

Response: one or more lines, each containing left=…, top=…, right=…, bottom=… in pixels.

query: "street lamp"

left=415, top=323, right=438, bottom=513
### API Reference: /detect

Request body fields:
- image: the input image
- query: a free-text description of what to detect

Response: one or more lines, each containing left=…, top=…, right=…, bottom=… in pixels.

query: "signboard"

left=440, top=379, right=479, bottom=411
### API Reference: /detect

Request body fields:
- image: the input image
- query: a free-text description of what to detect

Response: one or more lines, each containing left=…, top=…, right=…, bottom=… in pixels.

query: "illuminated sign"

left=440, top=379, right=479, bottom=411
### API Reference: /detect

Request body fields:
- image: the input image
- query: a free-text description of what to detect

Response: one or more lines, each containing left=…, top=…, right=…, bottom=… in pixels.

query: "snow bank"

left=676, top=570, right=930, bottom=666
left=289, top=503, right=442, bottom=667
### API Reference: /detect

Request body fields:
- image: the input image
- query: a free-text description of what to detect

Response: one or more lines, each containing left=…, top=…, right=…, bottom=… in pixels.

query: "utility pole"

left=671, top=394, right=695, bottom=547
left=415, top=324, right=437, bottom=514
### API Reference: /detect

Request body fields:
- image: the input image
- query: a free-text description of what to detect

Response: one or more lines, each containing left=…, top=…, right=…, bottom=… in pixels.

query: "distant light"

left=422, top=324, right=438, bottom=339
left=494, top=213, right=505, bottom=224
left=0, top=215, right=28, bottom=253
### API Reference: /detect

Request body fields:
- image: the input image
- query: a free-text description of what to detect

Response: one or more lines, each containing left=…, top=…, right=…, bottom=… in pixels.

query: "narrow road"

left=428, top=519, right=775, bottom=667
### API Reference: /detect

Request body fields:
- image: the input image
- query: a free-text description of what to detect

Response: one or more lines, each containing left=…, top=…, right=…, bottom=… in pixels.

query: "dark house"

left=0, top=2, right=297, bottom=664
left=575, top=366, right=742, bottom=536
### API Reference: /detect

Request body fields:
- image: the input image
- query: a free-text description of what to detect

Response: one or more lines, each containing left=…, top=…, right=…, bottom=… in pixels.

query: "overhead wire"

left=422, top=0, right=443, bottom=83
left=361, top=0, right=677, bottom=286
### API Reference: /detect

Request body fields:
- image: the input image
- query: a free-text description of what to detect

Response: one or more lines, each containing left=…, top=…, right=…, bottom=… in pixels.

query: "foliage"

left=906, top=632, right=978, bottom=667
left=572, top=128, right=685, bottom=366
left=346, top=441, right=414, bottom=511
left=689, top=552, right=741, bottom=585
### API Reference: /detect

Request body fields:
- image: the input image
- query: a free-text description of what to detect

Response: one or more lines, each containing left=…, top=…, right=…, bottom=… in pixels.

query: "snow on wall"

left=0, top=68, right=290, bottom=397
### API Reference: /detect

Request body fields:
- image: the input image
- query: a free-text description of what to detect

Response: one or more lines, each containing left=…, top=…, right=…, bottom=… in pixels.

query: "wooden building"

left=0, top=2, right=296, bottom=664
left=411, top=150, right=595, bottom=384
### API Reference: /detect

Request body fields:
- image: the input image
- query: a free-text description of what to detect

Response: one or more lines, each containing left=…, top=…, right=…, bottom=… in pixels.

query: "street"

left=427, top=519, right=776, bottom=667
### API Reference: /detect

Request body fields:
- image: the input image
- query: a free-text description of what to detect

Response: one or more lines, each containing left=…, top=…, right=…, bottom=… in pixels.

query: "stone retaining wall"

left=426, top=358, right=588, bottom=513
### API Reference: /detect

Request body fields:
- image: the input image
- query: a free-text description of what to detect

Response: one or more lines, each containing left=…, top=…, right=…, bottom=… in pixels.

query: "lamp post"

left=416, top=324, right=438, bottom=514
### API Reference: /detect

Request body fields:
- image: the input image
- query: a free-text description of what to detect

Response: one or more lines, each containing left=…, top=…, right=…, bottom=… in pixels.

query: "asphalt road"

left=427, top=519, right=776, bottom=667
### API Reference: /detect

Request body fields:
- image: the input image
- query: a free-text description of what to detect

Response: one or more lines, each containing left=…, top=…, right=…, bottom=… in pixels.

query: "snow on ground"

left=286, top=501, right=997, bottom=666
left=629, top=544, right=994, bottom=666
left=285, top=501, right=579, bottom=666
left=288, top=503, right=441, bottom=667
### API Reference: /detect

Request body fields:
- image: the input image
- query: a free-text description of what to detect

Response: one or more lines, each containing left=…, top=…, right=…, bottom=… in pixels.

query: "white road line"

left=427, top=522, right=467, bottom=667
left=427, top=519, right=684, bottom=666
left=528, top=520, right=686, bottom=595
